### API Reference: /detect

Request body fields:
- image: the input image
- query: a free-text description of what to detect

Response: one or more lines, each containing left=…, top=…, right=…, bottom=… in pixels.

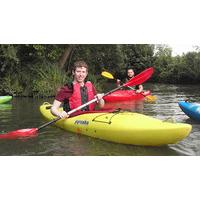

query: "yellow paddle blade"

left=145, top=95, right=157, bottom=103
left=101, top=71, right=114, bottom=79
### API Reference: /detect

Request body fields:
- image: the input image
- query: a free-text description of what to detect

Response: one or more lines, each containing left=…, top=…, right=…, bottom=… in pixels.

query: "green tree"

left=153, top=44, right=173, bottom=82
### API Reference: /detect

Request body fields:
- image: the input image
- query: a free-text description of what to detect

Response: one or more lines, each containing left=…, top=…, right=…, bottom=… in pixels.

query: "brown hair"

left=72, top=60, right=88, bottom=72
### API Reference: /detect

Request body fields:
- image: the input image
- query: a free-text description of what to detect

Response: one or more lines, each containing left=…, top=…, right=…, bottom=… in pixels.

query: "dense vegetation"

left=0, top=44, right=200, bottom=97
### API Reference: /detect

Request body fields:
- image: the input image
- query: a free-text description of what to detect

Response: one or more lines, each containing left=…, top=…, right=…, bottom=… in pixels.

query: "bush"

left=32, top=63, right=69, bottom=97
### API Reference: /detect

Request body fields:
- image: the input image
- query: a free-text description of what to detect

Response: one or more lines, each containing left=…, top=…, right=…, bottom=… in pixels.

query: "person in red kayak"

left=117, top=67, right=144, bottom=93
left=51, top=60, right=105, bottom=118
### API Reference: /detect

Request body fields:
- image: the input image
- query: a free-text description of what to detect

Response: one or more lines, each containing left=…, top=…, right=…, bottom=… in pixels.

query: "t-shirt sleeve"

left=55, top=86, right=72, bottom=102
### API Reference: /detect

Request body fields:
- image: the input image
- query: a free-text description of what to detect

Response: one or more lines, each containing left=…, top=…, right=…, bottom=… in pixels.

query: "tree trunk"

left=58, top=45, right=74, bottom=70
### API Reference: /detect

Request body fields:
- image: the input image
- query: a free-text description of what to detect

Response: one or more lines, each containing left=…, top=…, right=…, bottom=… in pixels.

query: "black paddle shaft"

left=38, top=117, right=61, bottom=130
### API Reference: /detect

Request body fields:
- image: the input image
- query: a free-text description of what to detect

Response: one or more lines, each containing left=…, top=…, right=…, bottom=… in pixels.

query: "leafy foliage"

left=0, top=44, right=200, bottom=97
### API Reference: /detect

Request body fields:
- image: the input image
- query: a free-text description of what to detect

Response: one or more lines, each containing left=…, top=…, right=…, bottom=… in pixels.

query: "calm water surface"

left=0, top=83, right=200, bottom=156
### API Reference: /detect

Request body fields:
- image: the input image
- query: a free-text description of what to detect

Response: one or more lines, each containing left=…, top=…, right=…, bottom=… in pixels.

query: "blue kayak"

left=178, top=101, right=200, bottom=122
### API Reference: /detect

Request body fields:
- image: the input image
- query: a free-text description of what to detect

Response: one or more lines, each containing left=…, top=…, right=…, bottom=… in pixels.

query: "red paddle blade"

left=0, top=128, right=38, bottom=140
left=124, top=67, right=154, bottom=87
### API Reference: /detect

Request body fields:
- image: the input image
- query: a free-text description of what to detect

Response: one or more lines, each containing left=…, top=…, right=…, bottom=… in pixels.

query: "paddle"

left=0, top=67, right=154, bottom=140
left=101, top=69, right=156, bottom=102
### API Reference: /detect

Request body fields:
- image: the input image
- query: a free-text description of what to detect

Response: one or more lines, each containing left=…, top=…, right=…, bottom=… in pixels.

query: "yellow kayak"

left=39, top=102, right=192, bottom=146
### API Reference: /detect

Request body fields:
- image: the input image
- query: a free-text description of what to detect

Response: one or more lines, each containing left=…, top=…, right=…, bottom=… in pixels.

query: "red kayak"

left=103, top=90, right=151, bottom=102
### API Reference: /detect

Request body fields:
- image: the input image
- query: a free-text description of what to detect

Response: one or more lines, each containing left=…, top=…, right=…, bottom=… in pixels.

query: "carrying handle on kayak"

left=1, top=67, right=154, bottom=140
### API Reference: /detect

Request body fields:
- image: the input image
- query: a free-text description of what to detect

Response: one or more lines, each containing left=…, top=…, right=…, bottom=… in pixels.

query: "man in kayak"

left=51, top=60, right=105, bottom=118
left=117, top=67, right=144, bottom=93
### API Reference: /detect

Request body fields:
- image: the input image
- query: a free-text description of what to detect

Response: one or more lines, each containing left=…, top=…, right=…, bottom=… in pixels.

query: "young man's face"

left=127, top=69, right=134, bottom=78
left=73, top=67, right=88, bottom=83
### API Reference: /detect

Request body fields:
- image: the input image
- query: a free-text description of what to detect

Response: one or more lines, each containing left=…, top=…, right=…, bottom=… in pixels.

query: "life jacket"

left=64, top=81, right=96, bottom=112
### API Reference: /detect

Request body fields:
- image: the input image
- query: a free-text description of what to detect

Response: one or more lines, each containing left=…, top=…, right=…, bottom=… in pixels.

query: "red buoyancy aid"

left=69, top=81, right=96, bottom=111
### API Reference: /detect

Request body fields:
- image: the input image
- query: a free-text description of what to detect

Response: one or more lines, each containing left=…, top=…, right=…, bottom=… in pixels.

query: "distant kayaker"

left=117, top=67, right=144, bottom=93
left=51, top=60, right=105, bottom=118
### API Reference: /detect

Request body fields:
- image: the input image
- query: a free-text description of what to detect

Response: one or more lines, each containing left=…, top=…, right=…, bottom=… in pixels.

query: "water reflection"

left=103, top=100, right=144, bottom=112
left=0, top=104, right=12, bottom=110
left=0, top=103, right=12, bottom=134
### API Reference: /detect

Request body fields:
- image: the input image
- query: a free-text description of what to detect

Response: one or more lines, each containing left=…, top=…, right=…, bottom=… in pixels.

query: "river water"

left=0, top=83, right=200, bottom=156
